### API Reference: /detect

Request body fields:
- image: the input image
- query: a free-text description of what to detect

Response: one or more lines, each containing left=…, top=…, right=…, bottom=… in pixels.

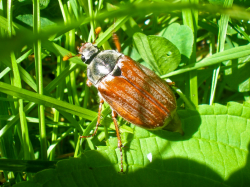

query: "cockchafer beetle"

left=65, top=28, right=183, bottom=173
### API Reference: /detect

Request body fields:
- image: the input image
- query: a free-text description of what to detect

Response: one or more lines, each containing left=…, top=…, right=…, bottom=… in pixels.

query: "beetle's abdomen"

left=98, top=55, right=176, bottom=130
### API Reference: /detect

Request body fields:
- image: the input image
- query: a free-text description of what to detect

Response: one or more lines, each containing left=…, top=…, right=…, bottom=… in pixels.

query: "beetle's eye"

left=81, top=55, right=86, bottom=62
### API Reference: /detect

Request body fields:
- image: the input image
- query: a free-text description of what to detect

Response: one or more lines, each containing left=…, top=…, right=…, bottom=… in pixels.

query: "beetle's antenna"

left=63, top=53, right=81, bottom=61
left=63, top=27, right=101, bottom=61
left=112, top=110, right=124, bottom=173
left=80, top=99, right=104, bottom=138
left=62, top=53, right=73, bottom=61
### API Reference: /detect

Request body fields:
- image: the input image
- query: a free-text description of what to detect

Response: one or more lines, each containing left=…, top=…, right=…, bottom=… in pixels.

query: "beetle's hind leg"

left=112, top=110, right=124, bottom=173
left=80, top=99, right=104, bottom=138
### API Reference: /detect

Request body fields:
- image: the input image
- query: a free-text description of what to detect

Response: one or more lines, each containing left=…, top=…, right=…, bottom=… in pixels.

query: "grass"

left=0, top=0, right=250, bottom=186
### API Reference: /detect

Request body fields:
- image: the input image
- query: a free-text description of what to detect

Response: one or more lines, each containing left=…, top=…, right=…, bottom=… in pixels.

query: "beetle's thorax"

left=84, top=49, right=122, bottom=86
left=78, top=42, right=100, bottom=64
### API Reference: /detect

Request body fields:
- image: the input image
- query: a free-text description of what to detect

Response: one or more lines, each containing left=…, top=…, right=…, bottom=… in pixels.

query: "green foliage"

left=160, top=23, right=194, bottom=65
left=0, top=0, right=250, bottom=186
left=224, top=58, right=250, bottom=92
left=13, top=102, right=250, bottom=186
left=133, top=32, right=181, bottom=75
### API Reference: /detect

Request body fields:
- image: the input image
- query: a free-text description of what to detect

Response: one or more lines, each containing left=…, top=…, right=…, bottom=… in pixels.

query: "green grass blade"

left=182, top=0, right=199, bottom=108
left=33, top=0, right=47, bottom=160
left=0, top=82, right=97, bottom=120
left=162, top=44, right=250, bottom=78
left=210, top=0, right=234, bottom=105
left=7, top=0, right=31, bottom=160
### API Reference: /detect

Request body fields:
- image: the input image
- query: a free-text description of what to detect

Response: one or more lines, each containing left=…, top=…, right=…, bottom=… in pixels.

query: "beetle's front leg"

left=80, top=99, right=104, bottom=138
left=112, top=110, right=124, bottom=173
left=86, top=79, right=92, bottom=87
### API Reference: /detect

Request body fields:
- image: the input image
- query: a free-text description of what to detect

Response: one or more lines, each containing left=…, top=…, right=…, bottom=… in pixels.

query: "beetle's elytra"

left=67, top=31, right=183, bottom=172
left=98, top=55, right=177, bottom=130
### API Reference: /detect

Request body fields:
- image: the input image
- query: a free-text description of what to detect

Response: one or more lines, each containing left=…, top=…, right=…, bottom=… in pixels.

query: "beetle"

left=65, top=29, right=182, bottom=172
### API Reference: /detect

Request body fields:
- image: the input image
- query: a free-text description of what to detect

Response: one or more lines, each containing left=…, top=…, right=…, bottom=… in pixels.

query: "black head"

left=78, top=42, right=99, bottom=64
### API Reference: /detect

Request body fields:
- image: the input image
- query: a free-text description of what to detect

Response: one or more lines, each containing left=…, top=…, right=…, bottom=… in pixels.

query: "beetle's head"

left=78, top=42, right=99, bottom=64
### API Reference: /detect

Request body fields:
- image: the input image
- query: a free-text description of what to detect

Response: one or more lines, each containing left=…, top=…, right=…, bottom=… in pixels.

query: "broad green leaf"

left=13, top=102, right=250, bottom=186
left=160, top=23, right=194, bottom=64
left=133, top=32, right=181, bottom=75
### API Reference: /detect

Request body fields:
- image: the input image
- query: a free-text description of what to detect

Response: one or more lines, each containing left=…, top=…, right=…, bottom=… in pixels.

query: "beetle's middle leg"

left=80, top=99, right=104, bottom=138
left=112, top=110, right=124, bottom=173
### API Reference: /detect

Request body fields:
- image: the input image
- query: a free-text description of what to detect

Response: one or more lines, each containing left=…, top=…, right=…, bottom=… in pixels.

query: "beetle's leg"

left=86, top=79, right=92, bottom=87
left=112, top=110, right=124, bottom=173
left=112, top=33, right=121, bottom=53
left=167, top=81, right=175, bottom=86
left=80, top=99, right=104, bottom=138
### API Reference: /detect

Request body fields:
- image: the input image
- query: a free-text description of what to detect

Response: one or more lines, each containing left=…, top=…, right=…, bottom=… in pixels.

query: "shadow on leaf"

left=13, top=144, right=250, bottom=187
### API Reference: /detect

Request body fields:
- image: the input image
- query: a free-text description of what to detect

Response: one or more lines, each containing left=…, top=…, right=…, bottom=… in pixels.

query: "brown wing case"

left=98, top=55, right=176, bottom=130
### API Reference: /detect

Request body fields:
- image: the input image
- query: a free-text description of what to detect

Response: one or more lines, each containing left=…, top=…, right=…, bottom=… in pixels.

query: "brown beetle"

left=65, top=29, right=182, bottom=172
